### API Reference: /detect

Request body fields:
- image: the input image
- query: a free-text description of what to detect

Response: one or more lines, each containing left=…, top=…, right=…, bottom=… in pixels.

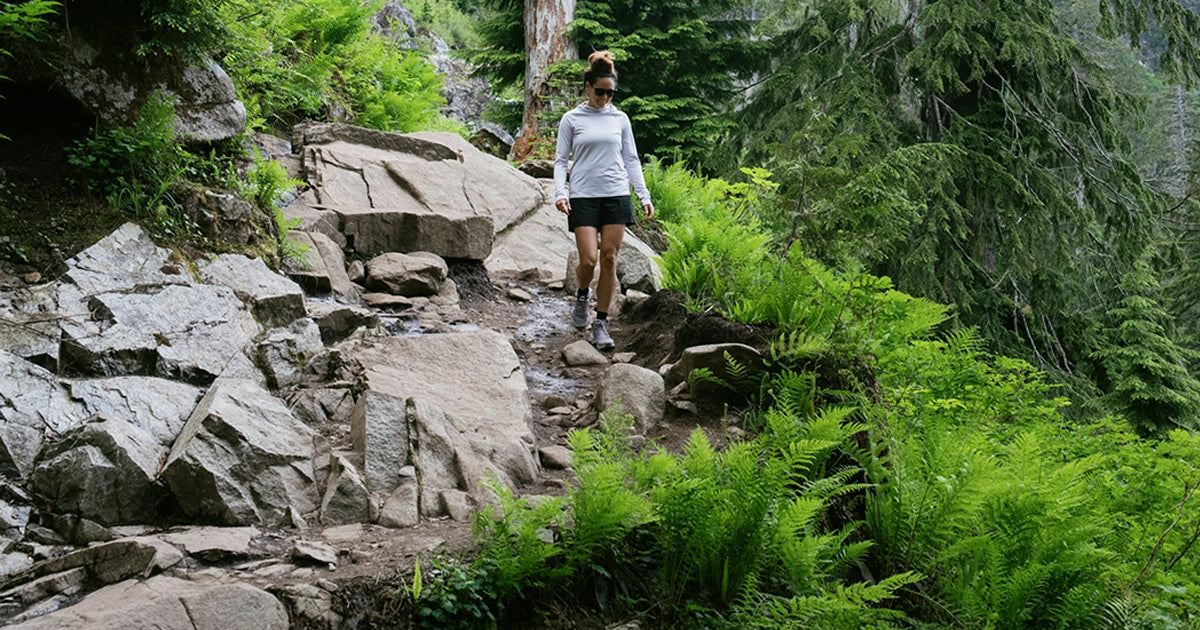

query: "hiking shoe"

left=591, top=318, right=615, bottom=351
left=572, top=288, right=591, bottom=329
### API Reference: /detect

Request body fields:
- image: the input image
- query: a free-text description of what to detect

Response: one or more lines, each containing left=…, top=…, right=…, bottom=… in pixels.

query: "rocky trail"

left=0, top=121, right=767, bottom=628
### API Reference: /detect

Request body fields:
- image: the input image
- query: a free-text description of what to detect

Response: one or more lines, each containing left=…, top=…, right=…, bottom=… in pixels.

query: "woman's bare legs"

left=595, top=224, right=625, bottom=313
left=573, top=224, right=625, bottom=312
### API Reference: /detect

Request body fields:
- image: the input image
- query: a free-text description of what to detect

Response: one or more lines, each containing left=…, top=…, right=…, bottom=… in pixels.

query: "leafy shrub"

left=66, top=91, right=190, bottom=222
left=415, top=555, right=497, bottom=629
left=219, top=0, right=456, bottom=135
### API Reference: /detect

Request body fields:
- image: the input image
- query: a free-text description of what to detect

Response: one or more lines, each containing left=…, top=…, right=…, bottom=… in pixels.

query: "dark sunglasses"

left=593, top=88, right=619, bottom=97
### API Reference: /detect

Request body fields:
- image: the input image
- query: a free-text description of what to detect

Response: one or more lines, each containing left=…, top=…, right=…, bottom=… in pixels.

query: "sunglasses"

left=592, top=88, right=619, bottom=97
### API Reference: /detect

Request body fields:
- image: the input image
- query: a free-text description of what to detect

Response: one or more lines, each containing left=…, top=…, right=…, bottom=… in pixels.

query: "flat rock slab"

left=64, top=223, right=192, bottom=295
left=159, top=526, right=260, bottom=561
left=6, top=575, right=287, bottom=630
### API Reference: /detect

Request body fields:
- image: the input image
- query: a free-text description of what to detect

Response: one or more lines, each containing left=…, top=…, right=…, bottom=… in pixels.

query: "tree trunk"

left=512, top=0, right=575, bottom=162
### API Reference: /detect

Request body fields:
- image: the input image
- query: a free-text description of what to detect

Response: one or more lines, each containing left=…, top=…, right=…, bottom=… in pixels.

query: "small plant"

left=415, top=555, right=497, bottom=629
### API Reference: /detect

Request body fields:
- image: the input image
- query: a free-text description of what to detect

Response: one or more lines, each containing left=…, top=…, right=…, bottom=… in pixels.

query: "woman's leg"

left=595, top=223, right=625, bottom=314
left=574, top=226, right=599, bottom=290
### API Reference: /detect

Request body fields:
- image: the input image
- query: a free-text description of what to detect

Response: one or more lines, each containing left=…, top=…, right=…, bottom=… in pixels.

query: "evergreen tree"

left=730, top=0, right=1200, bottom=404
left=568, top=0, right=765, bottom=161
left=1091, top=259, right=1200, bottom=436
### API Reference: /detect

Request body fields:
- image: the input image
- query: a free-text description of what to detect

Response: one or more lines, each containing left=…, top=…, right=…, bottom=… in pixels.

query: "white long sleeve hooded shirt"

left=553, top=103, right=652, bottom=205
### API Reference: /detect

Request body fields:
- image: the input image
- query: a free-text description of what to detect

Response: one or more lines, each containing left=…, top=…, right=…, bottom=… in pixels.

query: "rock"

left=291, top=540, right=338, bottom=567
left=284, top=231, right=357, bottom=297
left=199, top=254, right=306, bottom=328
left=288, top=386, right=356, bottom=427
left=664, top=343, right=766, bottom=390
left=0, top=352, right=88, bottom=478
left=9, top=538, right=168, bottom=588
left=63, top=223, right=191, bottom=295
left=180, top=189, right=268, bottom=247
left=365, top=251, right=448, bottom=297
left=30, top=418, right=167, bottom=526
left=597, top=364, right=666, bottom=435
left=436, top=489, right=475, bottom=522
left=409, top=131, right=542, bottom=235
left=349, top=390, right=409, bottom=496
left=161, top=378, right=318, bottom=526
left=346, top=330, right=539, bottom=514
left=0, top=552, right=33, bottom=581
left=305, top=301, right=380, bottom=344
left=273, top=582, right=343, bottom=629
left=507, top=287, right=535, bottom=302
left=0, top=567, right=87, bottom=618
left=562, top=340, right=609, bottom=366
left=360, top=292, right=416, bottom=310
left=408, top=399, right=470, bottom=518
left=295, top=123, right=498, bottom=259
left=280, top=195, right=346, bottom=247
left=470, top=123, right=514, bottom=159
left=617, top=233, right=662, bottom=294
left=486, top=182, right=573, bottom=283
left=539, top=445, right=572, bottom=470
left=59, top=283, right=262, bottom=386
left=517, top=159, right=554, bottom=179
left=68, top=377, right=202, bottom=446
left=256, top=318, right=325, bottom=390
left=0, top=496, right=32, bottom=541
left=0, top=281, right=64, bottom=370
left=378, top=478, right=419, bottom=528
left=59, top=22, right=246, bottom=142
left=159, top=526, right=258, bottom=562
left=5, top=576, right=287, bottom=630
left=319, top=455, right=370, bottom=526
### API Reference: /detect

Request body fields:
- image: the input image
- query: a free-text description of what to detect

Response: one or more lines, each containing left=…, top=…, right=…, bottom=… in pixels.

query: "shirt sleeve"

left=620, top=115, right=652, bottom=205
left=553, top=114, right=573, bottom=202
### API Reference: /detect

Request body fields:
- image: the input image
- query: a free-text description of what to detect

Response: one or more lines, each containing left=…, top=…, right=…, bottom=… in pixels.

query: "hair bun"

left=587, top=50, right=615, bottom=75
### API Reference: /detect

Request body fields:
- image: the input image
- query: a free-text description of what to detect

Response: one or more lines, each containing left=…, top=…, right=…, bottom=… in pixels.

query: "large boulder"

left=364, top=251, right=448, bottom=297
left=0, top=281, right=64, bottom=371
left=0, top=352, right=88, bottom=478
left=290, top=123, right=543, bottom=260
left=59, top=283, right=262, bottom=385
left=67, top=377, right=202, bottom=446
left=63, top=223, right=192, bottom=296
left=596, top=363, right=665, bottom=435
left=57, top=26, right=245, bottom=142
left=160, top=378, right=319, bottom=526
left=198, top=254, right=306, bottom=328
left=345, top=330, right=539, bottom=518
left=30, top=418, right=167, bottom=526
left=6, top=575, right=287, bottom=630
left=485, top=181, right=575, bottom=282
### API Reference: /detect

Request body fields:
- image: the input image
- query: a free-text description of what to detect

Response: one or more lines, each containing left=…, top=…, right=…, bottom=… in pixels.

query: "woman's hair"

left=584, top=50, right=618, bottom=85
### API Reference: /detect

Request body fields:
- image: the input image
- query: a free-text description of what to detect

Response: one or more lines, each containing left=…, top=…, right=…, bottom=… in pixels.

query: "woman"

left=553, top=50, right=655, bottom=351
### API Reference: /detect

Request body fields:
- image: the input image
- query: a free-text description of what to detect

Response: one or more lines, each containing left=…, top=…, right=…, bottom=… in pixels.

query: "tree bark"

left=512, top=0, right=576, bottom=162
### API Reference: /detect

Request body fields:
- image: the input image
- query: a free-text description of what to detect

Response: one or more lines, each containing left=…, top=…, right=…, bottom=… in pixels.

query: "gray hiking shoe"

left=591, top=318, right=615, bottom=351
left=572, top=288, right=591, bottom=329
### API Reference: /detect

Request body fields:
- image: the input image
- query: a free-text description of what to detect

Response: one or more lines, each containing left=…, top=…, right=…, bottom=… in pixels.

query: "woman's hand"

left=555, top=199, right=571, bottom=214
left=642, top=203, right=655, bottom=221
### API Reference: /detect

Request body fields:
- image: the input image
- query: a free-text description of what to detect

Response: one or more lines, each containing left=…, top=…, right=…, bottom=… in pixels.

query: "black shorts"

left=567, top=196, right=635, bottom=231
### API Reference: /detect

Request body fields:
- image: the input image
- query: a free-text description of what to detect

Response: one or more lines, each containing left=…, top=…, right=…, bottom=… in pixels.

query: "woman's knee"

left=598, top=247, right=619, bottom=270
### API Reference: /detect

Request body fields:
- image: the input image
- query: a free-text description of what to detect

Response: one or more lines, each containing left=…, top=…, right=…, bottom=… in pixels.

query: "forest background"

left=3, top=0, right=1200, bottom=627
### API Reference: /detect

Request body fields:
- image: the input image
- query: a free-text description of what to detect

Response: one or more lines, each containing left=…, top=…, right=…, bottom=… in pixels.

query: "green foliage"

left=1091, top=259, right=1200, bottom=436
left=219, top=0, right=452, bottom=135
left=568, top=0, right=766, bottom=161
left=0, top=0, right=59, bottom=140
left=415, top=555, right=497, bottom=630
left=409, top=0, right=479, bottom=49
left=66, top=91, right=193, bottom=232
